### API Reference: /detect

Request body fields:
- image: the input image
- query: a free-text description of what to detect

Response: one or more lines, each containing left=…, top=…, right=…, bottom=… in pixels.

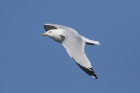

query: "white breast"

left=51, top=35, right=65, bottom=43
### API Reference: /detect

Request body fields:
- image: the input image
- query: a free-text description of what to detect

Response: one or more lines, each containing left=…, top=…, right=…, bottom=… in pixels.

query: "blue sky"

left=0, top=0, right=140, bottom=93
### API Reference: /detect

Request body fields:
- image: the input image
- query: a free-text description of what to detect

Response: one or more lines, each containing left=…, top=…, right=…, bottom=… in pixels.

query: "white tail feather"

left=81, top=36, right=100, bottom=45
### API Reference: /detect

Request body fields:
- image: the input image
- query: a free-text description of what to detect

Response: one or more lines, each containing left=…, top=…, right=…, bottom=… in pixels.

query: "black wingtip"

left=76, top=63, right=98, bottom=79
left=91, top=75, right=98, bottom=79
left=72, top=57, right=98, bottom=79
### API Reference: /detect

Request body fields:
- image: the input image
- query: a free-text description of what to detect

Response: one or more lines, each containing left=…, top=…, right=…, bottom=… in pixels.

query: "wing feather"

left=61, top=34, right=98, bottom=79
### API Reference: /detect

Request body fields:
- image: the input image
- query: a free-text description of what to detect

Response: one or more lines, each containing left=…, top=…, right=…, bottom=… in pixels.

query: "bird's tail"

left=81, top=36, right=100, bottom=45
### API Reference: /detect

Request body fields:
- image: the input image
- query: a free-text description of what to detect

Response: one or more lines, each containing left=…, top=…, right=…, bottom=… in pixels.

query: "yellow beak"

left=41, top=33, right=47, bottom=36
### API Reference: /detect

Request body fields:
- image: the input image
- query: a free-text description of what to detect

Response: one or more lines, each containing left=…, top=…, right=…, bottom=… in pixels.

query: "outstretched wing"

left=44, top=24, right=58, bottom=31
left=61, top=34, right=98, bottom=79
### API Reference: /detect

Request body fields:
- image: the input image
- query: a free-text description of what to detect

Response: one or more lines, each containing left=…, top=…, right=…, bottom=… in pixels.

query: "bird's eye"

left=49, top=31, right=52, bottom=33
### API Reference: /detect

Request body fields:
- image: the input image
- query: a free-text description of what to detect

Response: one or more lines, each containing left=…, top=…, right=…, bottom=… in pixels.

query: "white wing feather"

left=61, top=34, right=98, bottom=79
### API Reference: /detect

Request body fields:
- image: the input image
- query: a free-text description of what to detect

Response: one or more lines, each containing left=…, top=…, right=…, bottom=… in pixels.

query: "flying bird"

left=41, top=24, right=100, bottom=79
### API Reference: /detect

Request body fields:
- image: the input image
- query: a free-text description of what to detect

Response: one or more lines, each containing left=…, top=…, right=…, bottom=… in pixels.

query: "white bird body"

left=41, top=23, right=100, bottom=79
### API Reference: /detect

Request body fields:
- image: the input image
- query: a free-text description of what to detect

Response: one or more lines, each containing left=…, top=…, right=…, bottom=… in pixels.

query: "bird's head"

left=41, top=29, right=55, bottom=37
left=41, top=24, right=57, bottom=37
left=41, top=24, right=64, bottom=37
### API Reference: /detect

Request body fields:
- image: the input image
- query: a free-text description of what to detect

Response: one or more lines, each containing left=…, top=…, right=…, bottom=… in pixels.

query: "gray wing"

left=61, top=34, right=98, bottom=79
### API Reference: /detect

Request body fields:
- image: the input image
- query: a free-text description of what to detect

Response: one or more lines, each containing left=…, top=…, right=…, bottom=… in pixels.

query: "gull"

left=41, top=24, right=100, bottom=79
